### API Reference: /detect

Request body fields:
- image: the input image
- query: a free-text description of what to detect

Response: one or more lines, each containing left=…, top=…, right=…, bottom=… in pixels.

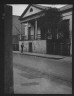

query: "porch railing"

left=37, top=34, right=41, bottom=40
left=28, top=35, right=34, bottom=40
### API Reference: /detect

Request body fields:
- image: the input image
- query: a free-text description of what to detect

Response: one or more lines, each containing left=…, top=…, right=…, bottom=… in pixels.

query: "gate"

left=47, top=40, right=70, bottom=56
left=47, top=19, right=70, bottom=56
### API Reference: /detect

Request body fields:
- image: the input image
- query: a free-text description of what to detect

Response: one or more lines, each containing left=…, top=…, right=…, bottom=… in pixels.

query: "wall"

left=32, top=40, right=46, bottom=54
left=12, top=35, right=19, bottom=44
left=22, top=23, right=26, bottom=36
left=12, top=15, right=21, bottom=44
left=19, top=40, right=46, bottom=54
left=12, top=15, right=21, bottom=35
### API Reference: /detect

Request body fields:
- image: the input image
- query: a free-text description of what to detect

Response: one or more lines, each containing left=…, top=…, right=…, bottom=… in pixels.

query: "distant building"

left=12, top=15, right=21, bottom=51
left=19, top=4, right=72, bottom=56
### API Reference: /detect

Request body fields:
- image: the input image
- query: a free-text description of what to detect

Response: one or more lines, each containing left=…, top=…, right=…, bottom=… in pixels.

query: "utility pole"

left=4, top=5, right=14, bottom=93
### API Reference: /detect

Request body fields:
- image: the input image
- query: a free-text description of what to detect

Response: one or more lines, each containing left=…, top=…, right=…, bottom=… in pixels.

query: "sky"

left=9, top=4, right=67, bottom=16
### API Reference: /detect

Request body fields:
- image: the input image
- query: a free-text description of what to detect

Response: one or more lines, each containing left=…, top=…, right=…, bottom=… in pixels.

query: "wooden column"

left=35, top=19, right=37, bottom=40
left=4, top=5, right=13, bottom=93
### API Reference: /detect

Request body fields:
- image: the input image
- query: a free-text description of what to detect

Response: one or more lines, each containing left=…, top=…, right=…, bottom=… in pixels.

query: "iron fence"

left=47, top=40, right=70, bottom=56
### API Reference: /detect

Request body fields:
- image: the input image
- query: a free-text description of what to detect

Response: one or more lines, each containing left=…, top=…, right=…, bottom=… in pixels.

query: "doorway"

left=29, top=42, right=32, bottom=52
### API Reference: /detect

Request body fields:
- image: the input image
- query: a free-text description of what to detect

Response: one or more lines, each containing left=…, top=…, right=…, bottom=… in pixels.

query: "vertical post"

left=25, top=23, right=28, bottom=40
left=4, top=5, right=13, bottom=93
left=70, top=16, right=72, bottom=56
left=20, top=23, right=22, bottom=40
left=70, top=33, right=72, bottom=56
left=27, top=22, right=29, bottom=40
left=35, top=19, right=37, bottom=40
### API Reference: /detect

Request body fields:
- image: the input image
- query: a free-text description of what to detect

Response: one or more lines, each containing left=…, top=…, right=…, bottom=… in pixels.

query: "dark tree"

left=43, top=8, right=63, bottom=40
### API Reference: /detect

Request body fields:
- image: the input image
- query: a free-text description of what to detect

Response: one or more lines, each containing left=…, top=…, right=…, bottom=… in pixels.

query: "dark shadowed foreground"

left=13, top=53, right=72, bottom=94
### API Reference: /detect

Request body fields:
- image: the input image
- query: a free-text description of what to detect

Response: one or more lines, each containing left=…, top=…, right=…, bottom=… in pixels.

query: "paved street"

left=13, top=53, right=72, bottom=94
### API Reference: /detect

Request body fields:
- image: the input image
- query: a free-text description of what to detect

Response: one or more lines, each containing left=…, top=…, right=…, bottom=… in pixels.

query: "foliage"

left=41, top=8, right=63, bottom=40
left=45, top=8, right=62, bottom=23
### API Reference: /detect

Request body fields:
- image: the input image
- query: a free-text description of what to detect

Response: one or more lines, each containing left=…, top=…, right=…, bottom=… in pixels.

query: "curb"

left=13, top=52, right=64, bottom=60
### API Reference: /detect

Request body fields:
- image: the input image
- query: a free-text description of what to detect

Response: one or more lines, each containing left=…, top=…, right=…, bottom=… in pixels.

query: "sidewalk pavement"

left=13, top=51, right=72, bottom=60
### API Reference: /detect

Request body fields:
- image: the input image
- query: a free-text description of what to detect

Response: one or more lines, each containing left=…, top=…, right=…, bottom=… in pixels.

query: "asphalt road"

left=13, top=53, right=72, bottom=94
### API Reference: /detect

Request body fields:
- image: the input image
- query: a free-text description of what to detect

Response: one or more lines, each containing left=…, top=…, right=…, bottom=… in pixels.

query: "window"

left=30, top=8, right=33, bottom=12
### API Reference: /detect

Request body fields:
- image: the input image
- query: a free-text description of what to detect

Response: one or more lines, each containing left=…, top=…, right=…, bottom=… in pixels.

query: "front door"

left=29, top=42, right=32, bottom=52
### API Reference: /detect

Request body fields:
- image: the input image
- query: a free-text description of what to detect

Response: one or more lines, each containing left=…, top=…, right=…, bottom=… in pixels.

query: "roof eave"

left=19, top=4, right=31, bottom=20
left=19, top=10, right=45, bottom=21
left=59, top=5, right=73, bottom=12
